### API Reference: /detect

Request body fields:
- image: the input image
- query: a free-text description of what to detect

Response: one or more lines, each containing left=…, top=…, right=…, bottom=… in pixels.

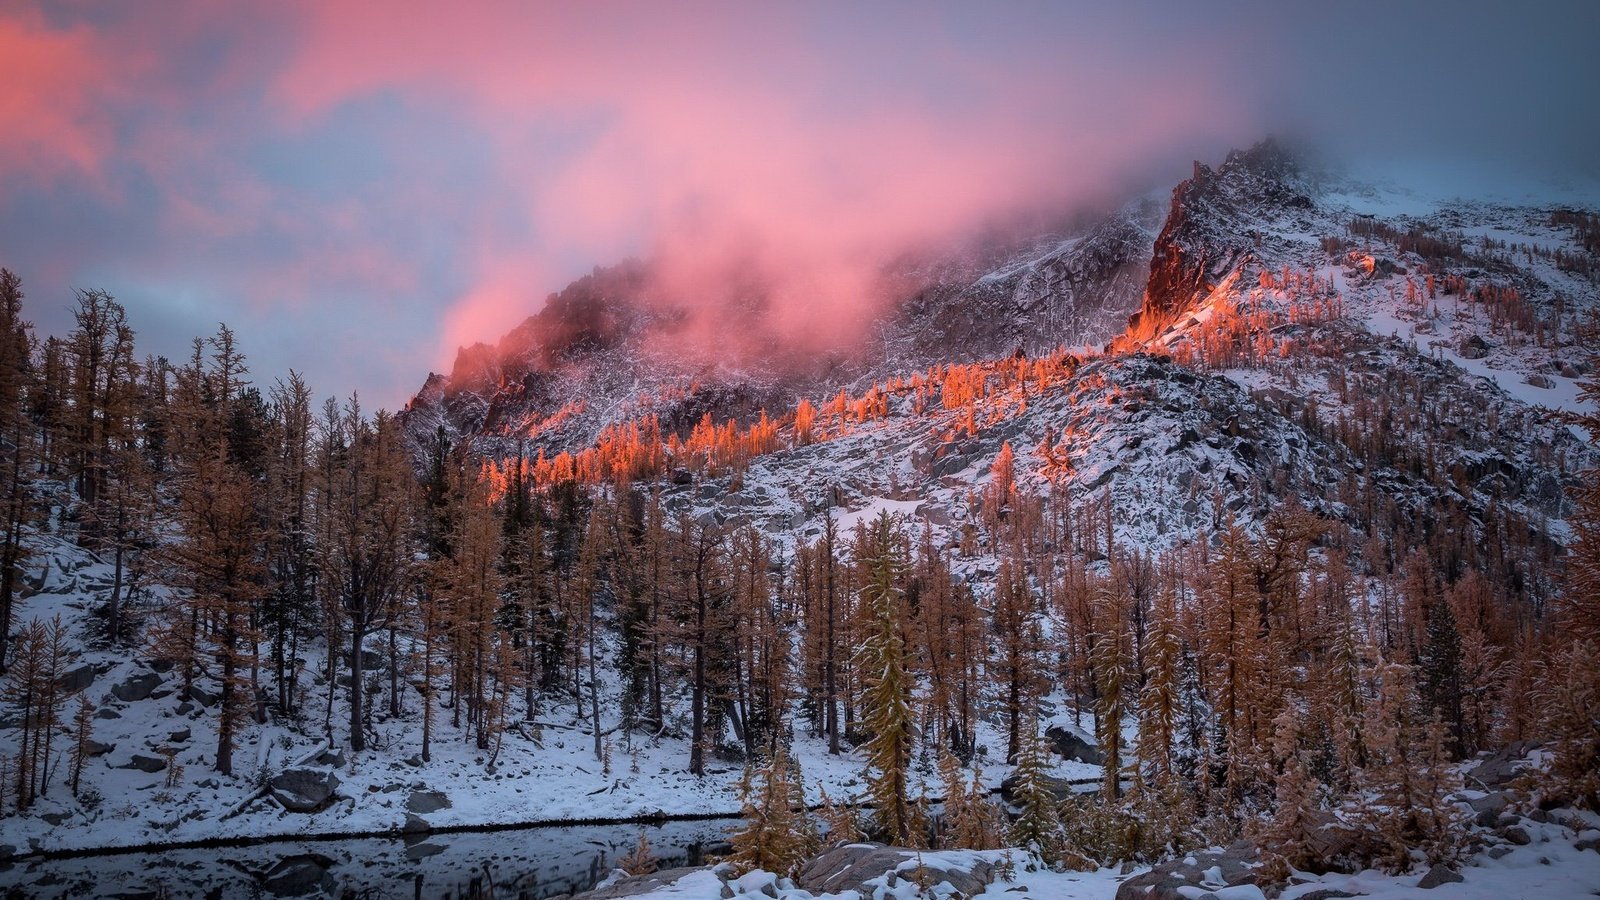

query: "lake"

left=0, top=818, right=737, bottom=898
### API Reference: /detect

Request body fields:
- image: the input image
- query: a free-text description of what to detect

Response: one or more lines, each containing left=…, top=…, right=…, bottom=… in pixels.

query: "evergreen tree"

left=856, top=513, right=919, bottom=845
left=726, top=742, right=816, bottom=875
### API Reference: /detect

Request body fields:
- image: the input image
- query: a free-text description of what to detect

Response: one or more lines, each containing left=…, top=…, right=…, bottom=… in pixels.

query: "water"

left=0, top=818, right=737, bottom=899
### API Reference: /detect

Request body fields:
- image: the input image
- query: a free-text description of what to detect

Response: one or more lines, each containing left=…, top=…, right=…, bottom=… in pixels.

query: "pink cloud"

left=0, top=11, right=125, bottom=185
left=267, top=2, right=1262, bottom=372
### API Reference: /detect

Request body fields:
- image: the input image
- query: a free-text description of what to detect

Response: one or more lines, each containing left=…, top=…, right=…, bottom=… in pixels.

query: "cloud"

left=268, top=1, right=1259, bottom=371
left=1, top=1, right=1594, bottom=407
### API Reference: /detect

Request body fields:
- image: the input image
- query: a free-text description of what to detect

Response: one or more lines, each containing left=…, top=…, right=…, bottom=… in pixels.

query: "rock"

left=1458, top=334, right=1490, bottom=359
left=403, top=754, right=424, bottom=767
left=1468, top=742, right=1536, bottom=788
left=1418, top=865, right=1464, bottom=889
left=269, top=769, right=340, bottom=813
left=1525, top=374, right=1554, bottom=389
left=1295, top=891, right=1357, bottom=900
left=187, top=684, right=218, bottom=708
left=401, top=813, right=431, bottom=834
left=1303, top=814, right=1360, bottom=864
left=1044, top=723, right=1105, bottom=765
left=795, top=843, right=994, bottom=897
left=576, top=867, right=706, bottom=899
left=1114, top=843, right=1258, bottom=900
left=111, top=672, right=163, bottom=703
left=999, top=772, right=1077, bottom=803
left=315, top=748, right=346, bottom=768
left=115, top=754, right=168, bottom=773
left=1501, top=825, right=1532, bottom=846
left=55, top=664, right=98, bottom=694
left=1575, top=836, right=1600, bottom=853
left=404, top=841, right=446, bottom=861
left=83, top=739, right=114, bottom=757
left=38, top=811, right=70, bottom=826
left=261, top=854, right=336, bottom=896
left=168, top=727, right=191, bottom=743
left=406, top=790, right=451, bottom=814
left=1469, top=791, right=1510, bottom=827
left=94, top=708, right=121, bottom=720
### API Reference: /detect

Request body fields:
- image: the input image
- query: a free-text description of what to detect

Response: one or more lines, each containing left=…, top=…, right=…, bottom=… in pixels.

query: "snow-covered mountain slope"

left=402, top=200, right=1162, bottom=458
left=635, top=142, right=1596, bottom=565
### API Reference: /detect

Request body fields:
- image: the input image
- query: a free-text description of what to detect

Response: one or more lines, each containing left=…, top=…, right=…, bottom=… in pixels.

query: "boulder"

left=111, top=672, right=163, bottom=703
left=1458, top=334, right=1490, bottom=359
left=1468, top=742, right=1536, bottom=788
left=168, top=727, right=191, bottom=743
left=1044, top=723, right=1104, bottom=765
left=261, top=854, right=336, bottom=896
left=55, top=664, right=98, bottom=694
left=795, top=843, right=994, bottom=896
left=83, top=739, right=115, bottom=757
left=1000, top=772, right=1078, bottom=804
left=187, top=684, right=219, bottom=708
left=269, top=769, right=340, bottom=813
left=1114, top=842, right=1258, bottom=900
left=401, top=813, right=431, bottom=834
left=1469, top=791, right=1511, bottom=827
left=1501, top=824, right=1532, bottom=846
left=115, top=753, right=168, bottom=773
left=406, top=790, right=451, bottom=814
left=1418, top=865, right=1464, bottom=888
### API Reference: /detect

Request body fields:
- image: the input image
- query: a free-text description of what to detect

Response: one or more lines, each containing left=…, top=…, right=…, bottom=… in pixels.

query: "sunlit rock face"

left=403, top=200, right=1159, bottom=458
left=1131, top=139, right=1312, bottom=339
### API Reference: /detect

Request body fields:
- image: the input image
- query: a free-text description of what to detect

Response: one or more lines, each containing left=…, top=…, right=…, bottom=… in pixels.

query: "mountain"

left=402, top=199, right=1164, bottom=458
left=405, top=139, right=1595, bottom=555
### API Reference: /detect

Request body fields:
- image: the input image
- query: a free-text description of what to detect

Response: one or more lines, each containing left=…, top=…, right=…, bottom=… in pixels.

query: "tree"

left=161, top=328, right=266, bottom=776
left=856, top=513, right=919, bottom=845
left=1418, top=599, right=1465, bottom=758
left=1008, top=721, right=1067, bottom=865
left=0, top=270, right=33, bottom=673
left=726, top=742, right=816, bottom=875
left=1534, top=640, right=1600, bottom=810
left=320, top=399, right=413, bottom=753
left=937, top=748, right=1000, bottom=850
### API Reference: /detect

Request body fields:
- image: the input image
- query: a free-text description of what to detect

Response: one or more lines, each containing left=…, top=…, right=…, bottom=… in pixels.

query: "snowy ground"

left=591, top=824, right=1600, bottom=900
left=0, top=522, right=1101, bottom=856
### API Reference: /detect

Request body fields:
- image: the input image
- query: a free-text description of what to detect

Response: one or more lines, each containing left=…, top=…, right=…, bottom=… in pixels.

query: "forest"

left=0, top=265, right=1597, bottom=884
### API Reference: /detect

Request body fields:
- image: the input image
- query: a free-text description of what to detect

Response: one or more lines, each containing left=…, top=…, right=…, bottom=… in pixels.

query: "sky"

left=2, top=1, right=1597, bottom=409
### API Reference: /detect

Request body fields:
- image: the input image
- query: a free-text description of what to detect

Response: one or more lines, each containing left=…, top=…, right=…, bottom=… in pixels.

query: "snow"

left=832, top=497, right=927, bottom=534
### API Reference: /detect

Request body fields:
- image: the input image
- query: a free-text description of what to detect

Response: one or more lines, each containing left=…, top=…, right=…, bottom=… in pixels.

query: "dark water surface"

left=0, top=818, right=736, bottom=899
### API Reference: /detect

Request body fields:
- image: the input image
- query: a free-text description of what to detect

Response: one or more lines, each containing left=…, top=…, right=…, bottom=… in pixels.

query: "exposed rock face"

left=269, top=769, right=340, bottom=813
left=110, top=672, right=162, bottom=702
left=403, top=202, right=1157, bottom=461
left=406, top=790, right=451, bottom=814
left=1115, top=841, right=1262, bottom=899
left=1130, top=139, right=1311, bottom=339
left=1045, top=723, right=1104, bottom=765
left=794, top=842, right=995, bottom=896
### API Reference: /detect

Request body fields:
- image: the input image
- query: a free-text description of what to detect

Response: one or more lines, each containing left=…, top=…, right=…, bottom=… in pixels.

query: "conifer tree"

left=856, top=513, right=918, bottom=845
left=1534, top=640, right=1600, bottom=810
left=0, top=270, right=32, bottom=674
left=1008, top=721, right=1067, bottom=866
left=726, top=742, right=816, bottom=875
left=937, top=748, right=1000, bottom=850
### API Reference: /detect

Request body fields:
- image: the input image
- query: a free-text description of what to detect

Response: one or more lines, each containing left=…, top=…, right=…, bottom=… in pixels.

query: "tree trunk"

left=349, top=623, right=367, bottom=752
